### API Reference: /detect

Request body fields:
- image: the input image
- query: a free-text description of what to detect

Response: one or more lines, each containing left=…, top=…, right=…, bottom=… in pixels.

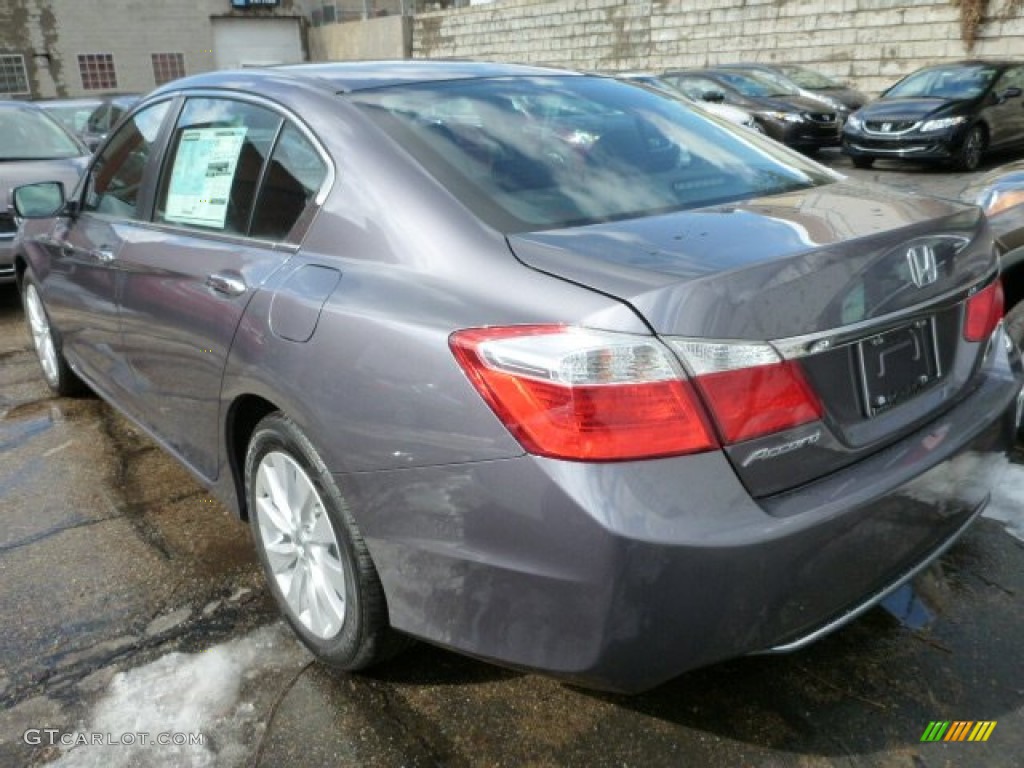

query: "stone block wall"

left=412, top=0, right=1024, bottom=97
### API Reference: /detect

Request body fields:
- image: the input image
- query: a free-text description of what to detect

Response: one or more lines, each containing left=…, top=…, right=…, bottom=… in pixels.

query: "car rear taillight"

left=964, top=280, right=1004, bottom=342
left=669, top=340, right=823, bottom=444
left=450, top=326, right=717, bottom=461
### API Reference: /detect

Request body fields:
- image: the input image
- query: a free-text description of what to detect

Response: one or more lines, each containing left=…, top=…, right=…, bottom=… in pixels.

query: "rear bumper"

left=341, top=327, right=1022, bottom=693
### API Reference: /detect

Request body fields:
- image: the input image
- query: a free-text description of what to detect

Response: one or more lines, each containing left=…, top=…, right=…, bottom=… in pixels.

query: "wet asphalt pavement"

left=1, top=150, right=1023, bottom=767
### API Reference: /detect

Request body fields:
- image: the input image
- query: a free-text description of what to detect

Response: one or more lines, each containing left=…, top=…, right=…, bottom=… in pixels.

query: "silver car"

left=0, top=102, right=89, bottom=284
left=11, top=62, right=1022, bottom=692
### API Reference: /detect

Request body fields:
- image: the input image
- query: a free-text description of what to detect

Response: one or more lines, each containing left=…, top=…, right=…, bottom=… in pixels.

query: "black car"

left=843, top=60, right=1024, bottom=171
left=662, top=69, right=840, bottom=151
left=717, top=63, right=867, bottom=120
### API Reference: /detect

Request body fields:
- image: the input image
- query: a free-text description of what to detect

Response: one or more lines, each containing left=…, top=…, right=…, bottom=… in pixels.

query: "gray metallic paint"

left=12, top=63, right=1024, bottom=692
left=508, top=184, right=994, bottom=338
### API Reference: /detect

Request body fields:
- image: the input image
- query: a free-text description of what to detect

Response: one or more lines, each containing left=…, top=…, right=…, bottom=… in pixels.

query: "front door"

left=43, top=100, right=172, bottom=392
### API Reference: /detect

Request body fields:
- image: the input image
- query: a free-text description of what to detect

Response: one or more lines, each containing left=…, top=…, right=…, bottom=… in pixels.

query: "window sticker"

left=164, top=127, right=247, bottom=228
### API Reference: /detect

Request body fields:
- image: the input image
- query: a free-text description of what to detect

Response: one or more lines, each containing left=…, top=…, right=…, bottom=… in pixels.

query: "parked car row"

left=613, top=64, right=864, bottom=153
left=615, top=60, right=1024, bottom=175
left=8, top=61, right=1023, bottom=693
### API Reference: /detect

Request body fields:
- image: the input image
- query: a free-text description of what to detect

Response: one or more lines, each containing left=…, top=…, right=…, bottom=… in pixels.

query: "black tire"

left=245, top=412, right=403, bottom=670
left=953, top=125, right=986, bottom=172
left=1004, top=300, right=1024, bottom=350
left=851, top=156, right=874, bottom=169
left=20, top=272, right=85, bottom=397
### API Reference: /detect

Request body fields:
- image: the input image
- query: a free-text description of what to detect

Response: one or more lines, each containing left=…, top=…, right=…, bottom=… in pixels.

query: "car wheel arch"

left=225, top=394, right=281, bottom=521
left=1000, top=245, right=1024, bottom=343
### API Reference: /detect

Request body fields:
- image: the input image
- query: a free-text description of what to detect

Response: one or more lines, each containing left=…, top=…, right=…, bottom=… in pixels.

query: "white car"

left=614, top=72, right=762, bottom=132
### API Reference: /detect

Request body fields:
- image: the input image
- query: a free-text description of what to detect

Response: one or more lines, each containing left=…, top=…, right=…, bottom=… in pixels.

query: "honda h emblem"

left=907, top=245, right=939, bottom=288
left=882, top=122, right=892, bottom=132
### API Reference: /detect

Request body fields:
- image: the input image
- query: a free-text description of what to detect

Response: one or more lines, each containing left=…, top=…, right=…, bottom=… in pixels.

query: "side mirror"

left=702, top=90, right=726, bottom=103
left=12, top=182, right=68, bottom=219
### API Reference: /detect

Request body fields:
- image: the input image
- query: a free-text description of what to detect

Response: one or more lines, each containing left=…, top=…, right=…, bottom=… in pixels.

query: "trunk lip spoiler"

left=749, top=269, right=1003, bottom=361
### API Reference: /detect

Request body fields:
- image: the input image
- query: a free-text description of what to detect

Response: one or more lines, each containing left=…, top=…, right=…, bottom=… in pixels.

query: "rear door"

left=115, top=95, right=329, bottom=479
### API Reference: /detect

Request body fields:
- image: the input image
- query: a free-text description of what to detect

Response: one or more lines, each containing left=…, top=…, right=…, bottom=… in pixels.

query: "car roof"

left=0, top=100, right=44, bottom=111
left=718, top=63, right=778, bottom=70
left=917, top=60, right=1019, bottom=71
left=152, top=60, right=581, bottom=98
left=35, top=97, right=104, bottom=106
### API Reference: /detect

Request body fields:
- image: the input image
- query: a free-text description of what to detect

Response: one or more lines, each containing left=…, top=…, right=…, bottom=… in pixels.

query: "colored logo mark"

left=920, top=721, right=996, bottom=742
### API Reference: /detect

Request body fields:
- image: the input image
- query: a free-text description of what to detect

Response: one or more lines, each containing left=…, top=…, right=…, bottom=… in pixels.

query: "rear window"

left=777, top=66, right=844, bottom=90
left=0, top=107, right=83, bottom=160
left=351, top=76, right=835, bottom=233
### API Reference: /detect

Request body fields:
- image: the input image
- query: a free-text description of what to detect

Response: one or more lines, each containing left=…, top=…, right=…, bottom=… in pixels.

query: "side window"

left=83, top=100, right=171, bottom=219
left=155, top=98, right=281, bottom=235
left=87, top=103, right=112, bottom=133
left=250, top=123, right=328, bottom=241
left=996, top=67, right=1024, bottom=94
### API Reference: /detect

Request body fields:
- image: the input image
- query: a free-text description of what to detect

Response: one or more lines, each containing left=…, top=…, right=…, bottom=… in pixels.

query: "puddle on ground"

left=0, top=414, right=53, bottom=453
left=879, top=582, right=935, bottom=630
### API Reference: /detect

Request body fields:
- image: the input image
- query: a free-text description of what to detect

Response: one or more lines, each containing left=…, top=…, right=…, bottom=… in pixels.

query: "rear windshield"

left=350, top=76, right=835, bottom=233
left=777, top=66, right=844, bottom=90
left=0, top=107, right=83, bottom=161
left=712, top=71, right=798, bottom=98
left=885, top=65, right=998, bottom=101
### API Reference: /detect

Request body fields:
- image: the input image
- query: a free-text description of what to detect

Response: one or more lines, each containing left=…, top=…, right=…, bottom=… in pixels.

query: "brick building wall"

left=1, top=0, right=309, bottom=99
left=412, top=0, right=1024, bottom=97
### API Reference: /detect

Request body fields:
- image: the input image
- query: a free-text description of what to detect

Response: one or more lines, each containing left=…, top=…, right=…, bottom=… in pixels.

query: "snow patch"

left=52, top=624, right=310, bottom=768
left=985, top=459, right=1024, bottom=542
left=903, top=451, right=1024, bottom=542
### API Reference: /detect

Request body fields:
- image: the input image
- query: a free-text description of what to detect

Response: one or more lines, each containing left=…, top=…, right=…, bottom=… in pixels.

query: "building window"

left=322, top=4, right=337, bottom=24
left=78, top=53, right=118, bottom=90
left=151, top=53, right=186, bottom=86
left=0, top=54, right=30, bottom=96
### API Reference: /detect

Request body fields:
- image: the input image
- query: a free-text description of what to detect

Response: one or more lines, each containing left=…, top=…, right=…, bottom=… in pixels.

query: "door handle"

left=206, top=272, right=247, bottom=297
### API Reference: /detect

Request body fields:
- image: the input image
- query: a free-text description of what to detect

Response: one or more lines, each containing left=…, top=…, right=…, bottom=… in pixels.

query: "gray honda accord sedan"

left=11, top=62, right=1023, bottom=693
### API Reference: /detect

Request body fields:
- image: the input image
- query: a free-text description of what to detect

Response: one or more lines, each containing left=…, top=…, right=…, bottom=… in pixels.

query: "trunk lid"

left=508, top=180, right=999, bottom=497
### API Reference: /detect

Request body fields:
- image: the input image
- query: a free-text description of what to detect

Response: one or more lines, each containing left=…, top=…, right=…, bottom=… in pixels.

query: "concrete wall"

left=411, top=0, right=1024, bottom=97
left=309, top=15, right=412, bottom=60
left=0, top=0, right=310, bottom=99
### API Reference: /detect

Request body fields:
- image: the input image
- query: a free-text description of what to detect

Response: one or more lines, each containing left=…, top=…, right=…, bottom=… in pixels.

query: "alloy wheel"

left=24, top=284, right=59, bottom=386
left=962, top=129, right=983, bottom=171
left=254, top=450, right=348, bottom=639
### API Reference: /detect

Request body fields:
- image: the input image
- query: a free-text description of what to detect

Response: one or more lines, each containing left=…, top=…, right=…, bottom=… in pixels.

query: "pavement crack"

left=0, top=514, right=122, bottom=555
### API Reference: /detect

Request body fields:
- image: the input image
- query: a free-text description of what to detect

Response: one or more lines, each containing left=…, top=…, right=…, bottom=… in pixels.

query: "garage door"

left=212, top=17, right=304, bottom=69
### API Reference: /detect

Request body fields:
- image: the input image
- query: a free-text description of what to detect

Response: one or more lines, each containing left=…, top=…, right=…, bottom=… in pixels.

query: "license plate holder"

left=857, top=317, right=942, bottom=417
